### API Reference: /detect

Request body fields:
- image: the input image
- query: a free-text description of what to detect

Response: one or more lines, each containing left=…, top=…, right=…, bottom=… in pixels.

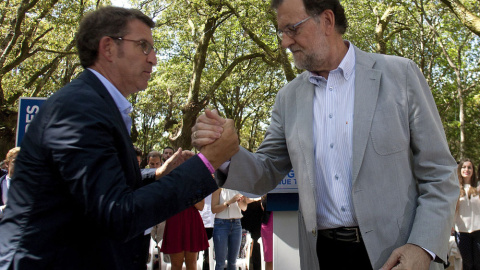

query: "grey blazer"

left=218, top=46, right=459, bottom=270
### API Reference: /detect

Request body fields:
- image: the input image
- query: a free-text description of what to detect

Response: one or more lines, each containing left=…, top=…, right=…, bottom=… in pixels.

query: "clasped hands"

left=191, top=109, right=239, bottom=170
left=155, top=109, right=238, bottom=179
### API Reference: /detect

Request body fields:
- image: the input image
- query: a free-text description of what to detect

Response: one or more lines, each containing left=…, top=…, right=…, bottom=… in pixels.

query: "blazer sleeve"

left=217, top=89, right=292, bottom=195
left=404, top=60, right=459, bottom=261
left=43, top=90, right=218, bottom=241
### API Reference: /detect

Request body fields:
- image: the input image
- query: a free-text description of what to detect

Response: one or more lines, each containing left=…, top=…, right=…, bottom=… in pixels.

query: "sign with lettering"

left=270, top=169, right=298, bottom=193
left=16, top=97, right=47, bottom=146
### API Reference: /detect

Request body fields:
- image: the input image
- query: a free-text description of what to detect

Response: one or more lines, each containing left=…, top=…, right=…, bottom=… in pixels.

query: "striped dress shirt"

left=310, top=43, right=357, bottom=230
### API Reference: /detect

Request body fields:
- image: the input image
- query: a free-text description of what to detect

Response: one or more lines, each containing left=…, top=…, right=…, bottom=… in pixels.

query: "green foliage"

left=131, top=0, right=286, bottom=152
left=2, top=0, right=480, bottom=164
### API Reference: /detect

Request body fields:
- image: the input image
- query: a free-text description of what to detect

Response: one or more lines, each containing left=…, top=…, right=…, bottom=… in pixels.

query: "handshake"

left=192, top=109, right=240, bottom=170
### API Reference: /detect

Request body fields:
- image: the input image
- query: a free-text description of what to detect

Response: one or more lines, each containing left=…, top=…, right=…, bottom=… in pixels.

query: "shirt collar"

left=87, top=68, right=133, bottom=115
left=309, top=40, right=355, bottom=83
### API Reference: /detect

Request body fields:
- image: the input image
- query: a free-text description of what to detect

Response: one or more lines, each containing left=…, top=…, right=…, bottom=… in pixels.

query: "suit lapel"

left=296, top=73, right=316, bottom=189
left=352, top=48, right=381, bottom=185
left=79, top=70, right=142, bottom=185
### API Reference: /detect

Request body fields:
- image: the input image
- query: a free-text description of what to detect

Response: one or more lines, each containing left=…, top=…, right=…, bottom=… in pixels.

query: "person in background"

left=0, top=161, right=7, bottom=177
left=148, top=149, right=168, bottom=267
left=260, top=195, right=273, bottom=270
left=0, top=6, right=239, bottom=270
left=211, top=188, right=248, bottom=270
left=144, top=149, right=165, bottom=262
left=147, top=150, right=162, bottom=168
left=454, top=158, right=480, bottom=270
left=199, top=194, right=215, bottom=270
left=161, top=199, right=208, bottom=270
left=133, top=146, right=143, bottom=167
left=162, top=147, right=175, bottom=164
left=240, top=196, right=262, bottom=270
left=0, top=147, right=20, bottom=219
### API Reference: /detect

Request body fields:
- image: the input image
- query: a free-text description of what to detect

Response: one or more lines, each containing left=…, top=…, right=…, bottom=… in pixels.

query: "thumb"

left=380, top=253, right=400, bottom=270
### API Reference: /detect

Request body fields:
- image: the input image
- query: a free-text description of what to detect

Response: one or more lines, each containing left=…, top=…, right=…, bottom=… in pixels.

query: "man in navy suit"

left=0, top=6, right=239, bottom=270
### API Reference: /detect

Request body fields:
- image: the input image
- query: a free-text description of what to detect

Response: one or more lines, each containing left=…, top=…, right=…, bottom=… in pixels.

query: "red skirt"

left=160, top=206, right=208, bottom=254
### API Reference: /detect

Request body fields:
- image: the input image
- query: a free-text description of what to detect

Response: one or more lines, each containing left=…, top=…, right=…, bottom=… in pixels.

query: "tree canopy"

left=1, top=0, right=480, bottom=164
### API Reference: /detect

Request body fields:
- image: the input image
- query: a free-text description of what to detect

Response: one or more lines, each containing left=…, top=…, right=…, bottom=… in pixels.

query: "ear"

left=98, top=36, right=116, bottom=62
left=322, top=9, right=336, bottom=35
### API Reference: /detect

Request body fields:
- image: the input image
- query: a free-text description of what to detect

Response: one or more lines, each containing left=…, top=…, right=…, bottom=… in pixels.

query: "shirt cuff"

left=198, top=153, right=215, bottom=174
left=422, top=247, right=435, bottom=261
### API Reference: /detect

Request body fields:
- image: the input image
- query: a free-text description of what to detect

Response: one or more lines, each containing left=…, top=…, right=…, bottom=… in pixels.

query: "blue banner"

left=16, top=97, right=47, bottom=146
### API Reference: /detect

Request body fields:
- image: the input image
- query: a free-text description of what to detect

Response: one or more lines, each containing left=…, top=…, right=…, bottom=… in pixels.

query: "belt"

left=318, top=227, right=362, bottom=243
left=215, top=218, right=241, bottom=222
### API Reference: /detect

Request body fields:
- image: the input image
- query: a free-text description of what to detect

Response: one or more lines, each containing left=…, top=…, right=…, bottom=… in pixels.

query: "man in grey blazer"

left=192, top=0, right=459, bottom=269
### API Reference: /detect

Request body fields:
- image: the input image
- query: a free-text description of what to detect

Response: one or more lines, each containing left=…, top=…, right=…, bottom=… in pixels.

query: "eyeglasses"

left=110, top=37, right=155, bottom=55
left=276, top=16, right=311, bottom=39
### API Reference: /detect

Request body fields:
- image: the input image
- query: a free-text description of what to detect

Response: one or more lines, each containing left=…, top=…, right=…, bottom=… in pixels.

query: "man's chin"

left=293, top=60, right=307, bottom=71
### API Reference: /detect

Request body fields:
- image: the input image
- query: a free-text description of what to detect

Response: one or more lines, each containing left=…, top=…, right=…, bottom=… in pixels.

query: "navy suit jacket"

left=0, top=70, right=217, bottom=270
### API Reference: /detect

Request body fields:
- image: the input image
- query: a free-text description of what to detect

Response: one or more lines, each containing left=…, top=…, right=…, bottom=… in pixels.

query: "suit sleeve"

left=217, top=90, right=292, bottom=195
left=44, top=95, right=218, bottom=241
left=405, top=60, right=459, bottom=262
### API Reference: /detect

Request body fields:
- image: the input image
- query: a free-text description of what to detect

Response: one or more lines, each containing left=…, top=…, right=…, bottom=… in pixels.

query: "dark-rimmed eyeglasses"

left=276, top=16, right=311, bottom=39
left=110, top=37, right=155, bottom=55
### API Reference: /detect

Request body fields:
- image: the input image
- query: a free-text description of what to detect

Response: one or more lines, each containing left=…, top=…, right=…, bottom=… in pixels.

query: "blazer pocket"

left=370, top=105, right=408, bottom=156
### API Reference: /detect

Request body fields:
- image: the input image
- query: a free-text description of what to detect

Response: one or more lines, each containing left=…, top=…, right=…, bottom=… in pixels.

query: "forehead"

left=276, top=0, right=307, bottom=27
left=164, top=149, right=174, bottom=153
left=149, top=156, right=161, bottom=161
left=462, top=161, right=472, bottom=167
left=125, top=19, right=154, bottom=43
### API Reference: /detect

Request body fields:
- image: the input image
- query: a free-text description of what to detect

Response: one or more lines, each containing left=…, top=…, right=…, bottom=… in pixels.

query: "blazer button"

left=312, top=230, right=317, bottom=236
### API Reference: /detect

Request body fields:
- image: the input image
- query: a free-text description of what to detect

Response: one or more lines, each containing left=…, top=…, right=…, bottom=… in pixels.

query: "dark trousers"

left=455, top=230, right=480, bottom=270
left=316, top=231, right=372, bottom=270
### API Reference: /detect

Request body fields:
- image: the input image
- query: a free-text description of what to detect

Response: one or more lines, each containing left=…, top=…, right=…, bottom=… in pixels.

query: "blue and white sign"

left=16, top=97, right=47, bottom=146
left=239, top=169, right=298, bottom=198
left=270, top=169, right=298, bottom=193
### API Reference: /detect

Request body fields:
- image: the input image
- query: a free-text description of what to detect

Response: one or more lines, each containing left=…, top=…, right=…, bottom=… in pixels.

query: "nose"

left=280, top=35, right=295, bottom=49
left=147, top=50, right=157, bottom=66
